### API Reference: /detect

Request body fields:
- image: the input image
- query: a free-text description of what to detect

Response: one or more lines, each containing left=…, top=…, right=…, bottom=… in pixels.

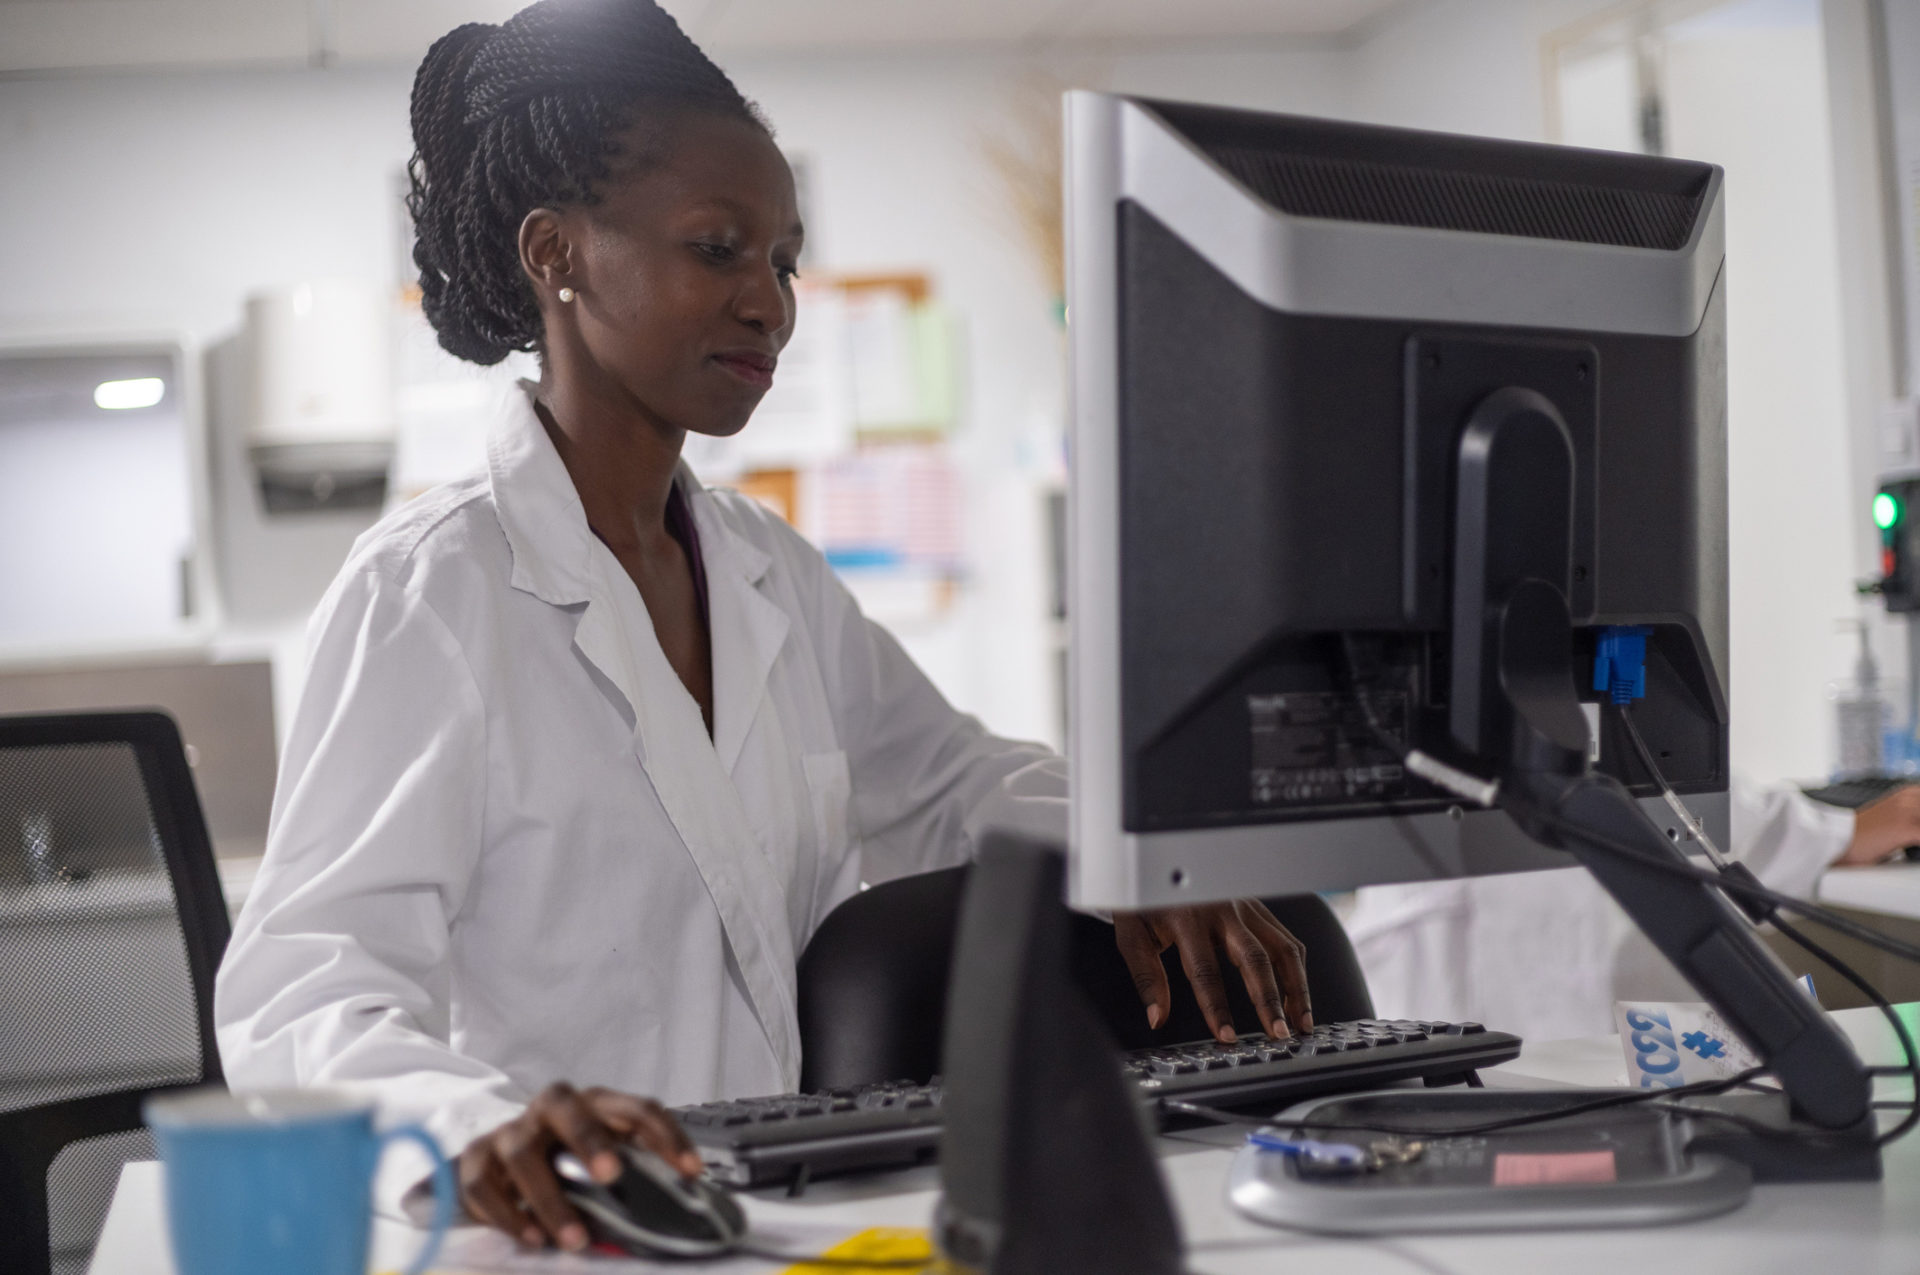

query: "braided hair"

left=406, top=0, right=766, bottom=365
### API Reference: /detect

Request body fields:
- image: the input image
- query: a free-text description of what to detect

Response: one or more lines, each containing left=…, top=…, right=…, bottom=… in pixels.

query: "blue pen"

left=1245, top=1128, right=1374, bottom=1171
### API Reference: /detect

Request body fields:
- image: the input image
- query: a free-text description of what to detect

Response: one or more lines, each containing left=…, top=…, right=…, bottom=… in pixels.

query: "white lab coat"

left=214, top=385, right=1060, bottom=1211
left=1344, top=778, right=1853, bottom=1041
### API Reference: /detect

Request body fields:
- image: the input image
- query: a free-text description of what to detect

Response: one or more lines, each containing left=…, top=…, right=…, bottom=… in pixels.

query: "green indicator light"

left=1876, top=492, right=1901, bottom=531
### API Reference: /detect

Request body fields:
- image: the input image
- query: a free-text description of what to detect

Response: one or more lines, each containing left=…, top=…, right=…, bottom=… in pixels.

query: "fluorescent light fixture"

left=94, top=377, right=165, bottom=410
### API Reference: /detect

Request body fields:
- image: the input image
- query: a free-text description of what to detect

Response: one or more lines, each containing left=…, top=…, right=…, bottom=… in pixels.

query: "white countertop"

left=88, top=1005, right=1920, bottom=1275
left=1818, top=860, right=1920, bottom=921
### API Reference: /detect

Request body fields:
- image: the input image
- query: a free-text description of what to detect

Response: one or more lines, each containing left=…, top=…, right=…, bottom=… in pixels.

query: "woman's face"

left=533, top=110, right=803, bottom=439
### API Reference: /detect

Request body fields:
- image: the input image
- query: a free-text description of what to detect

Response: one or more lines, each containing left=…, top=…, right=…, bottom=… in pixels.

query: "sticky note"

left=781, top=1226, right=937, bottom=1274
left=1491, top=1150, right=1618, bottom=1187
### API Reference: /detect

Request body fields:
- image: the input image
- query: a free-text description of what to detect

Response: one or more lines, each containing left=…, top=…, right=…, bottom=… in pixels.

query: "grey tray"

left=1227, top=1088, right=1752, bottom=1235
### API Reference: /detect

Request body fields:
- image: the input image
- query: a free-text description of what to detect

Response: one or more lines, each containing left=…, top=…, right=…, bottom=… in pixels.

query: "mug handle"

left=377, top=1124, right=454, bottom=1275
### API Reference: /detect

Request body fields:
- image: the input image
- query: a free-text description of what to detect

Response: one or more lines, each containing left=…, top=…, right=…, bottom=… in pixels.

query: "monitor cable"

left=1334, top=638, right=1918, bottom=1147
left=1505, top=794, right=1920, bottom=1146
left=1608, top=704, right=1920, bottom=1147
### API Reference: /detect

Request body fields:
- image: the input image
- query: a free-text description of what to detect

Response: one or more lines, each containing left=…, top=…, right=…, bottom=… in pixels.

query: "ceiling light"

left=94, top=377, right=165, bottom=410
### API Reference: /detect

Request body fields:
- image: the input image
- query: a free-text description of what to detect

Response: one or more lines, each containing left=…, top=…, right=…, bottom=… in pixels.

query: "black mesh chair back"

left=796, top=863, right=1374, bottom=1092
left=0, top=712, right=230, bottom=1275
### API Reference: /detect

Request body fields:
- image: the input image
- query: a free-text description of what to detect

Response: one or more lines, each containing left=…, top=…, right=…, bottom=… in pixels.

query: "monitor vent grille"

left=1210, top=147, right=1703, bottom=251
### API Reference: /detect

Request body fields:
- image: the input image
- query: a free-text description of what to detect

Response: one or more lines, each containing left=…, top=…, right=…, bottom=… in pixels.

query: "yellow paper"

left=780, top=1226, right=938, bottom=1274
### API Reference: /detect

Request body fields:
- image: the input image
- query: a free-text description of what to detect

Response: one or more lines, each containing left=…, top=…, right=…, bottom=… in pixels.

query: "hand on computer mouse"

left=1838, top=785, right=1920, bottom=866
left=455, top=1081, right=703, bottom=1253
left=1114, top=899, right=1312, bottom=1043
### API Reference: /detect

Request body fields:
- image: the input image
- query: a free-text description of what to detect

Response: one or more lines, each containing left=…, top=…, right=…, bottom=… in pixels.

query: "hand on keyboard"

left=1838, top=783, right=1920, bottom=865
left=1113, top=900, right=1313, bottom=1043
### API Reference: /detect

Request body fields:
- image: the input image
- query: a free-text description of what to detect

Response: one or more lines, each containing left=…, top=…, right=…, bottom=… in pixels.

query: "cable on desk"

left=1164, top=1070, right=1768, bottom=1141
left=1603, top=706, right=1920, bottom=1146
left=1329, top=646, right=1920, bottom=1149
left=1768, top=914, right=1920, bottom=1145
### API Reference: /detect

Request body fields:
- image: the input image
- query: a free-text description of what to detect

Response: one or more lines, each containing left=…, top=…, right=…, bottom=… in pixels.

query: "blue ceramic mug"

left=144, top=1088, right=453, bottom=1275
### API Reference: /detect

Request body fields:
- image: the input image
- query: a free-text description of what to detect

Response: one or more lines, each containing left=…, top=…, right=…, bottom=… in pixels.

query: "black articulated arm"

left=1451, top=384, right=1873, bottom=1134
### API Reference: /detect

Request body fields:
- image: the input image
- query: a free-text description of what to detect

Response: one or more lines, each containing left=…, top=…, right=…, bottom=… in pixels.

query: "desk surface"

left=1820, top=860, right=1920, bottom=920
left=90, top=1008, right=1920, bottom=1275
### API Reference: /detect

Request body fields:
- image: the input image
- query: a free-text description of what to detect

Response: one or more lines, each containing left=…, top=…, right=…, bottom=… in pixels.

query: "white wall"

left=0, top=4, right=1881, bottom=783
left=0, top=42, right=1349, bottom=743
left=0, top=69, right=415, bottom=339
left=1664, top=10, right=1859, bottom=783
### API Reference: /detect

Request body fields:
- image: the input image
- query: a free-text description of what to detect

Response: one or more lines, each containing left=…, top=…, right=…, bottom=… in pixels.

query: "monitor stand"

left=1451, top=384, right=1879, bottom=1179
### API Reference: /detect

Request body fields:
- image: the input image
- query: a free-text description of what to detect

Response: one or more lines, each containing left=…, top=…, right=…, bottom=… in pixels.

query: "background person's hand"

left=457, top=1082, right=702, bottom=1251
left=1114, top=900, right=1311, bottom=1043
left=1837, top=785, right=1920, bottom=866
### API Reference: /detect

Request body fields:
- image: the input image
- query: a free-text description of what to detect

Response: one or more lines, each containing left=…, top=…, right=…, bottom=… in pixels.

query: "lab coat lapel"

left=699, top=496, right=790, bottom=775
left=593, top=546, right=801, bottom=1089
left=571, top=601, right=646, bottom=736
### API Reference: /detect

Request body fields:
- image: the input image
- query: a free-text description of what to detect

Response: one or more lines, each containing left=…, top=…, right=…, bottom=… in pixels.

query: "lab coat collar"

left=490, top=386, right=790, bottom=770
left=488, top=384, right=597, bottom=608
left=488, top=383, right=777, bottom=609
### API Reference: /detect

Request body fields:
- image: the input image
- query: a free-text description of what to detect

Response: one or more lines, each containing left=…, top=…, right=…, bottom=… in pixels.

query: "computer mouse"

left=552, top=1144, right=746, bottom=1260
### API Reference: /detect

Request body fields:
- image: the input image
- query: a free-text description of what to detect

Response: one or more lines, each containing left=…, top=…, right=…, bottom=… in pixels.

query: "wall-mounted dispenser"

left=245, top=281, right=395, bottom=514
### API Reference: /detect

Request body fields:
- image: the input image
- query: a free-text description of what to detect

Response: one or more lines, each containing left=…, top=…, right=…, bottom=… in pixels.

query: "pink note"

left=1491, top=1150, right=1618, bottom=1186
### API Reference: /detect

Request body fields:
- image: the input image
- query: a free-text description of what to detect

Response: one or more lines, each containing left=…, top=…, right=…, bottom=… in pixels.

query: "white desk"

left=90, top=1006, right=1920, bottom=1275
left=1820, top=860, right=1920, bottom=920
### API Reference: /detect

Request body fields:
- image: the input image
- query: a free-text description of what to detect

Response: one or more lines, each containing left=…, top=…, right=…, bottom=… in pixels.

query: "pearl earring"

left=557, top=287, right=575, bottom=303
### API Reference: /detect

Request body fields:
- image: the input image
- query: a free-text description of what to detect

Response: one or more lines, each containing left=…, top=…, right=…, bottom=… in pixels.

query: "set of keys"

left=1245, top=1127, right=1429, bottom=1177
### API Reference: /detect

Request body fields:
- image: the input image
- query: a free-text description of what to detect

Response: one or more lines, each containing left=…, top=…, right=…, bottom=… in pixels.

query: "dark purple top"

left=665, top=481, right=710, bottom=635
left=587, top=482, right=709, bottom=633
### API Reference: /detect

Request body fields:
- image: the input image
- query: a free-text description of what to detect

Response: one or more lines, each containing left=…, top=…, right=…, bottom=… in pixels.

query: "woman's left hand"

left=1113, top=901, right=1312, bottom=1043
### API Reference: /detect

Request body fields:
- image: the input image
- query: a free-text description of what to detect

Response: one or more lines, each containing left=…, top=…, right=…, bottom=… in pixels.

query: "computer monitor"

left=1066, top=91, right=1730, bottom=912
left=1062, top=92, right=1873, bottom=1139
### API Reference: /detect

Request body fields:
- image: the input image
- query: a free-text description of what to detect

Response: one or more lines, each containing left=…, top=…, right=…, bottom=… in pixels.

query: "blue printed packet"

left=1612, top=976, right=1819, bottom=1088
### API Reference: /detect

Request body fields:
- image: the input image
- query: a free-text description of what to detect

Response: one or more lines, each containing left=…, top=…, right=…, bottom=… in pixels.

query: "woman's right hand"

left=457, top=1081, right=704, bottom=1251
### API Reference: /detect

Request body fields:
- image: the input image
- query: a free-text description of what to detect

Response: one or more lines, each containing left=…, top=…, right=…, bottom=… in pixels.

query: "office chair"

left=796, top=862, right=1375, bottom=1092
left=0, top=712, right=231, bottom=1275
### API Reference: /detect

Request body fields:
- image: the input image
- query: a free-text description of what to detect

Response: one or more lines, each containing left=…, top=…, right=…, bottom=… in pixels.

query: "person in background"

left=1347, top=779, right=1920, bottom=1040
left=213, top=0, right=1312, bottom=1251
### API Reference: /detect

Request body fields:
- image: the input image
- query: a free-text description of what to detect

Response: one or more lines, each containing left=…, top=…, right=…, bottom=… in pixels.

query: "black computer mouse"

left=552, top=1144, right=747, bottom=1260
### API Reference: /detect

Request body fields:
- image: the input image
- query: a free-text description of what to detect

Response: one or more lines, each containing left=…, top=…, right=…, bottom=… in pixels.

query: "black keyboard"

left=674, top=1018, right=1521, bottom=1187
left=1802, top=775, right=1918, bottom=809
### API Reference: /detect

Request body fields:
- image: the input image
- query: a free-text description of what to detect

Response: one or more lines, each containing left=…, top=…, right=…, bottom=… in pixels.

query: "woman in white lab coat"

left=213, top=0, right=1312, bottom=1250
left=1346, top=779, right=1920, bottom=1041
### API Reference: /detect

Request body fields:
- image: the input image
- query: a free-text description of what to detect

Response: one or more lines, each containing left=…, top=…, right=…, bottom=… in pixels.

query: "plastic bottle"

left=1832, top=621, right=1891, bottom=777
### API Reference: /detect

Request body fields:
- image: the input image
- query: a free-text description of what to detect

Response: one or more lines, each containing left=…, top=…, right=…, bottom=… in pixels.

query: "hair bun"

left=405, top=0, right=764, bottom=366
left=409, top=23, right=494, bottom=183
